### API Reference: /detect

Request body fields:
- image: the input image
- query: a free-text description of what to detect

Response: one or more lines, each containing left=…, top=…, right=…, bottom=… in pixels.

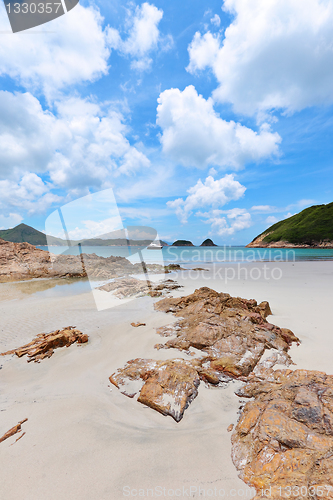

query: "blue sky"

left=0, top=0, right=333, bottom=245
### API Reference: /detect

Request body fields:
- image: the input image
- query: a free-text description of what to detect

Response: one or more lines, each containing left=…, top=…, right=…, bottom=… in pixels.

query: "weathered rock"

left=231, top=369, right=333, bottom=499
left=111, top=287, right=299, bottom=421
left=110, top=358, right=200, bottom=421
left=0, top=418, right=28, bottom=444
left=131, top=322, right=146, bottom=327
left=98, top=277, right=183, bottom=298
left=1, top=326, right=88, bottom=362
left=0, top=238, right=167, bottom=282
left=154, top=287, right=299, bottom=380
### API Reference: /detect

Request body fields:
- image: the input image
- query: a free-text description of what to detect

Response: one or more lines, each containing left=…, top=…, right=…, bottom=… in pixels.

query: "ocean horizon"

left=36, top=245, right=333, bottom=263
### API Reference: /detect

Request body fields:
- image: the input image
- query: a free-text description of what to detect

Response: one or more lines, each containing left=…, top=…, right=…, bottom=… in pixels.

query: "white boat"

left=147, top=242, right=163, bottom=249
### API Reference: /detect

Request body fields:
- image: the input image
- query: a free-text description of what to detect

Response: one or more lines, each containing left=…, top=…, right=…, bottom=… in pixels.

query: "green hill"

left=200, top=238, right=217, bottom=246
left=0, top=223, right=168, bottom=247
left=0, top=223, right=67, bottom=245
left=172, top=240, right=194, bottom=246
left=247, top=202, right=333, bottom=247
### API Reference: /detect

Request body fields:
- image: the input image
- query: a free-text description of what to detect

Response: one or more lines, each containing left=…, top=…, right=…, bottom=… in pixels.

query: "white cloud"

left=187, top=32, right=221, bottom=73
left=156, top=86, right=281, bottom=169
left=187, top=0, right=333, bottom=117
left=0, top=5, right=110, bottom=97
left=199, top=208, right=252, bottom=236
left=0, top=213, right=23, bottom=230
left=0, top=173, right=61, bottom=214
left=167, top=174, right=246, bottom=223
left=266, top=215, right=279, bottom=224
left=251, top=205, right=277, bottom=213
left=0, top=92, right=150, bottom=189
left=67, top=217, right=123, bottom=240
left=211, top=14, right=221, bottom=27
left=107, top=3, right=170, bottom=71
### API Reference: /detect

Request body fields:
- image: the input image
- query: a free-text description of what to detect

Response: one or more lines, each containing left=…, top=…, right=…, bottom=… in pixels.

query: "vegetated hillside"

left=247, top=202, right=333, bottom=247
left=0, top=224, right=67, bottom=246
left=200, top=239, right=217, bottom=246
left=80, top=238, right=168, bottom=247
left=172, top=240, right=194, bottom=246
left=0, top=224, right=168, bottom=247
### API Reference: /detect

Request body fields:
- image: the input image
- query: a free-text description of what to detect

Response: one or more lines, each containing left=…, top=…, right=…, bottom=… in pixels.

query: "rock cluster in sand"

left=232, top=369, right=333, bottom=499
left=1, top=326, right=88, bottom=362
left=0, top=238, right=167, bottom=282
left=110, top=287, right=299, bottom=421
left=98, top=277, right=183, bottom=298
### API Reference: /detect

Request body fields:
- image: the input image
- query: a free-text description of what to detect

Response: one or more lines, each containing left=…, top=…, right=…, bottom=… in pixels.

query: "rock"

left=0, top=238, right=169, bottom=282
left=1, top=326, right=88, bottom=362
left=131, top=322, right=146, bottom=327
left=0, top=418, right=28, bottom=444
left=110, top=287, right=299, bottom=422
left=231, top=369, right=333, bottom=499
left=110, top=358, right=200, bottom=421
left=228, top=424, right=234, bottom=432
left=154, top=287, right=299, bottom=379
left=98, top=277, right=183, bottom=298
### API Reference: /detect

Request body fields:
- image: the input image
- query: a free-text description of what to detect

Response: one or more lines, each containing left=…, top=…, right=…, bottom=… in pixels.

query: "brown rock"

left=110, top=358, right=200, bottom=421
left=154, top=287, right=299, bottom=377
left=131, top=322, right=146, bottom=327
left=1, top=326, right=88, bottom=362
left=0, top=418, right=28, bottom=444
left=98, top=277, right=182, bottom=298
left=231, top=369, right=333, bottom=498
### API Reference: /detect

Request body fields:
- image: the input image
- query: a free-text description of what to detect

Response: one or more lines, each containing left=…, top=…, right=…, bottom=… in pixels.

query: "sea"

left=36, top=245, right=333, bottom=265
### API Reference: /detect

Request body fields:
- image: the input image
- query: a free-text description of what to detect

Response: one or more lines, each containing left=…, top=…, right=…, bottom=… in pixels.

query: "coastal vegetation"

left=248, top=202, right=333, bottom=247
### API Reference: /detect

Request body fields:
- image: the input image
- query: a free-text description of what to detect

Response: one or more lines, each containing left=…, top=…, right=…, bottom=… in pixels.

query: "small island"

left=247, top=202, right=333, bottom=248
left=200, top=238, right=217, bottom=247
left=171, top=240, right=194, bottom=246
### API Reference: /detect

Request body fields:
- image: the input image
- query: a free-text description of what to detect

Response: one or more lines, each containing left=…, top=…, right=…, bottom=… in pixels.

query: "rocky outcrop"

left=110, top=358, right=200, bottom=422
left=0, top=418, right=28, bottom=444
left=154, top=287, right=298, bottom=380
left=247, top=237, right=333, bottom=248
left=0, top=238, right=167, bottom=282
left=97, top=278, right=183, bottom=298
left=232, top=369, right=333, bottom=499
left=110, top=287, right=299, bottom=420
left=1, top=326, right=88, bottom=362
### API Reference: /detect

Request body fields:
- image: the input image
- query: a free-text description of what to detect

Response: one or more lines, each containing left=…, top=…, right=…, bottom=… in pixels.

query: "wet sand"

left=0, top=261, right=332, bottom=499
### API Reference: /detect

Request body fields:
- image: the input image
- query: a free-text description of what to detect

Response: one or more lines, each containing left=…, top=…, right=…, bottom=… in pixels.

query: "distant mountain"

left=0, top=223, right=168, bottom=247
left=247, top=202, right=333, bottom=248
left=200, top=238, right=217, bottom=247
left=0, top=223, right=67, bottom=246
left=172, top=240, right=194, bottom=246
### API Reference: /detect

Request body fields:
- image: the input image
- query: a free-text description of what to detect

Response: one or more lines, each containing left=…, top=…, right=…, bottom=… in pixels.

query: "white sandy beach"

left=0, top=261, right=332, bottom=500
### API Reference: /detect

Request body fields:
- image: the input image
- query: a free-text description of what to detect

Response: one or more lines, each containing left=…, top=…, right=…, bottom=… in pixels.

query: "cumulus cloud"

left=167, top=174, right=246, bottom=223
left=187, top=32, right=221, bottom=73
left=266, top=215, right=279, bottom=224
left=211, top=14, right=221, bottom=27
left=0, top=213, right=23, bottom=230
left=0, top=5, right=110, bottom=97
left=107, top=3, right=171, bottom=71
left=0, top=173, right=61, bottom=214
left=199, top=208, right=252, bottom=236
left=0, top=92, right=150, bottom=189
left=251, top=205, right=277, bottom=213
left=157, top=86, right=281, bottom=169
left=187, top=0, right=333, bottom=117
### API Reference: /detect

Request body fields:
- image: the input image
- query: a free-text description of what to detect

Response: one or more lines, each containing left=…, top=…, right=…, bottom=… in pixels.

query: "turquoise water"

left=37, top=245, right=333, bottom=264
